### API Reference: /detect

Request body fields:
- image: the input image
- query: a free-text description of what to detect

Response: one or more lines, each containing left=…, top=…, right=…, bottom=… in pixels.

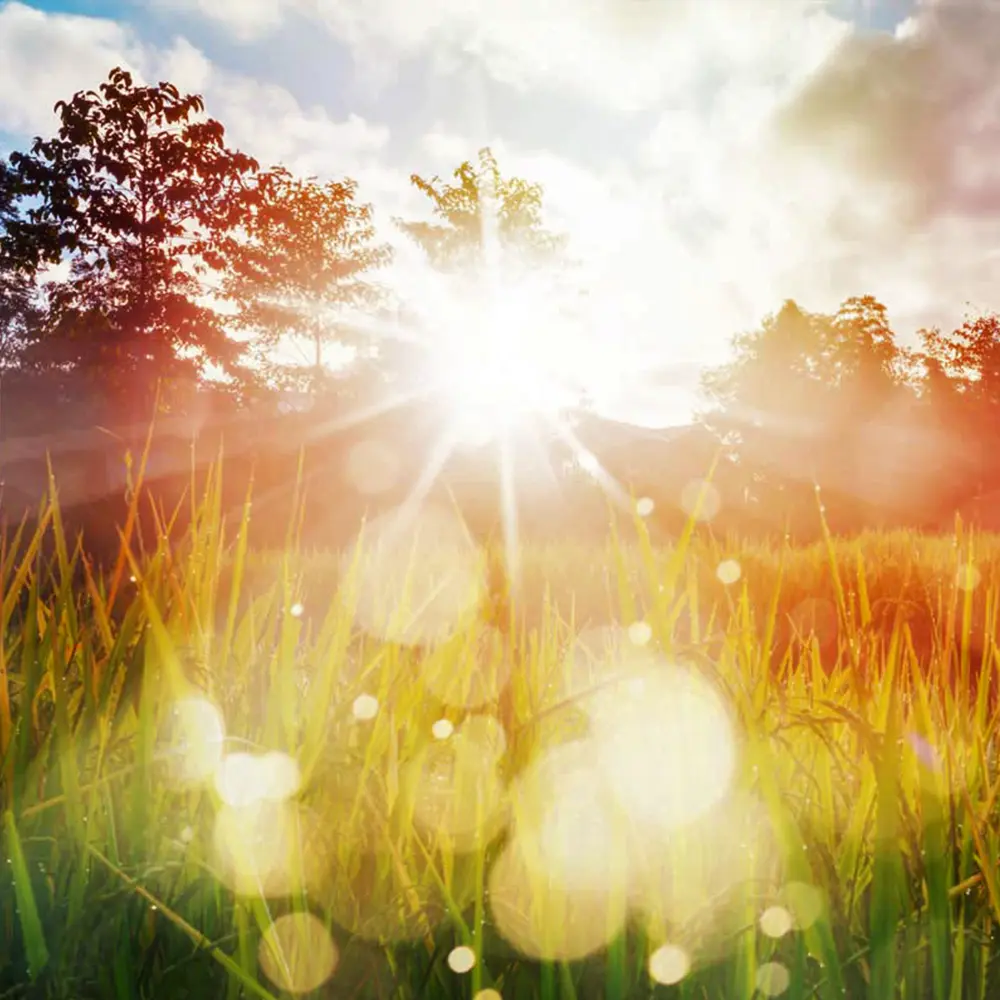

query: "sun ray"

left=310, top=383, right=433, bottom=436
left=479, top=155, right=502, bottom=276
left=547, top=417, right=634, bottom=512
left=519, top=418, right=564, bottom=491
left=396, top=430, right=462, bottom=523
left=497, top=430, right=522, bottom=591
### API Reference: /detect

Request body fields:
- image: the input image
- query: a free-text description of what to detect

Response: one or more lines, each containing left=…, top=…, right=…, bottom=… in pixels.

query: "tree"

left=398, top=147, right=565, bottom=271
left=916, top=312, right=1000, bottom=512
left=701, top=295, right=917, bottom=534
left=831, top=296, right=897, bottom=378
left=924, top=311, right=1000, bottom=406
left=0, top=158, right=41, bottom=370
left=5, top=67, right=261, bottom=422
left=702, top=300, right=839, bottom=451
left=220, top=166, right=392, bottom=395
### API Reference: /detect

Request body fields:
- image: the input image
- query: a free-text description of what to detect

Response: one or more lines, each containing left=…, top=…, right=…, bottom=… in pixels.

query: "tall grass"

left=1, top=450, right=1000, bottom=999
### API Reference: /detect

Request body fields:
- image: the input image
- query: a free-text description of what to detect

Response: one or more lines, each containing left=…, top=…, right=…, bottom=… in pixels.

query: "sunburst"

left=308, top=214, right=646, bottom=589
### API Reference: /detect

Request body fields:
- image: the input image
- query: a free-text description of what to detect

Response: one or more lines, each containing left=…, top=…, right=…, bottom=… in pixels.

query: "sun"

left=413, top=268, right=586, bottom=446
left=435, top=299, right=574, bottom=444
left=437, top=345, right=556, bottom=445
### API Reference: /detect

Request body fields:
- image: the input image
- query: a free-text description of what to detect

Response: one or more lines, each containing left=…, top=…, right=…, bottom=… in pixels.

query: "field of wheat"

left=2, top=450, right=1000, bottom=1000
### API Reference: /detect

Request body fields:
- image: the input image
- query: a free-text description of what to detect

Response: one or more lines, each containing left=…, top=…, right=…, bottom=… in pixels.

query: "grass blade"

left=4, top=809, right=49, bottom=979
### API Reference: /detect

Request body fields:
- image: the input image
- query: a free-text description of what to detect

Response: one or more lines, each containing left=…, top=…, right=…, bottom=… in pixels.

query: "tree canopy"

left=4, top=67, right=260, bottom=417
left=1, top=65, right=999, bottom=537
left=220, top=166, right=392, bottom=395
left=398, top=147, right=566, bottom=270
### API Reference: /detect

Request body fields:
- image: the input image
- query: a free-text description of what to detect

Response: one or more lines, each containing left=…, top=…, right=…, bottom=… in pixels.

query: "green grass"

left=2, top=449, right=1000, bottom=999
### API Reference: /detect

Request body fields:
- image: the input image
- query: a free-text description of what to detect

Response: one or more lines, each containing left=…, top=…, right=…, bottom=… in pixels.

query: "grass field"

left=2, top=454, right=1000, bottom=1000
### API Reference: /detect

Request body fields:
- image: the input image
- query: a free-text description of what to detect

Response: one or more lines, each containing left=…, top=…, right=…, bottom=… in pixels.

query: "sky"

left=2, top=0, right=999, bottom=424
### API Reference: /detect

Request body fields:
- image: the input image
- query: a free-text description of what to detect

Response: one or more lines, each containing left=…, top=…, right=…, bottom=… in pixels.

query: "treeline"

left=701, top=296, right=1000, bottom=536
left=0, top=66, right=998, bottom=544
left=0, top=67, right=555, bottom=427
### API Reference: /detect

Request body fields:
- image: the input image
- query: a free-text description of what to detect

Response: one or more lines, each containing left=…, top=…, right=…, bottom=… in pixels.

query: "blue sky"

left=2, top=0, right=997, bottom=424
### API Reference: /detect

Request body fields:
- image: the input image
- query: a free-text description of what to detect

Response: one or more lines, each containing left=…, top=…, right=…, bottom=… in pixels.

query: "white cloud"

left=153, top=0, right=290, bottom=42
left=157, top=39, right=390, bottom=178
left=147, top=0, right=851, bottom=114
left=0, top=6, right=394, bottom=198
left=0, top=2, right=139, bottom=135
left=749, top=0, right=1000, bottom=333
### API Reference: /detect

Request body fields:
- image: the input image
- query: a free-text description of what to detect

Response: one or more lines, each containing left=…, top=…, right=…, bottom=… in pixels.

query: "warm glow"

left=631, top=793, right=779, bottom=959
left=760, top=905, right=794, bottom=939
left=159, top=698, right=226, bottom=787
left=258, top=912, right=339, bottom=994
left=447, top=946, right=477, bottom=974
left=406, top=729, right=507, bottom=851
left=585, top=663, right=737, bottom=834
left=214, top=751, right=301, bottom=808
left=212, top=800, right=332, bottom=898
left=391, top=253, right=631, bottom=446
left=341, top=504, right=486, bottom=647
left=426, top=275, right=580, bottom=445
left=648, top=944, right=691, bottom=985
left=323, top=847, right=459, bottom=943
left=488, top=837, right=628, bottom=962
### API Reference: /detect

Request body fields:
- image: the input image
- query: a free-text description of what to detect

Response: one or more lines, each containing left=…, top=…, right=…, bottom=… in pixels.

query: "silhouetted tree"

left=703, top=300, right=837, bottom=465
left=829, top=296, right=902, bottom=412
left=0, top=159, right=41, bottom=370
left=5, top=67, right=261, bottom=424
left=398, top=147, right=565, bottom=270
left=926, top=312, right=1000, bottom=405
left=918, top=312, right=1000, bottom=513
left=701, top=295, right=920, bottom=534
left=220, top=166, right=392, bottom=395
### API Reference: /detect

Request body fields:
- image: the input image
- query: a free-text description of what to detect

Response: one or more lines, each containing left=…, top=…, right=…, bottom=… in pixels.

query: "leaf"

left=4, top=810, right=49, bottom=980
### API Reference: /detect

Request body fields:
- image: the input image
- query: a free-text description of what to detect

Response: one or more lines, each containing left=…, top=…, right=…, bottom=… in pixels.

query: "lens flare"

left=555, top=625, right=656, bottom=707
left=716, top=559, right=742, bottom=585
left=352, top=694, right=380, bottom=721
left=431, top=718, right=455, bottom=740
left=680, top=479, right=721, bottom=522
left=342, top=505, right=486, bottom=646
left=756, top=962, right=791, bottom=997
left=488, top=837, right=628, bottom=963
left=159, top=698, right=225, bottom=787
left=212, top=800, right=332, bottom=899
left=760, top=905, right=794, bottom=939
left=631, top=793, right=779, bottom=955
left=418, top=267, right=580, bottom=445
left=214, top=751, right=301, bottom=808
left=586, top=665, right=736, bottom=834
left=627, top=620, right=653, bottom=647
left=258, top=912, right=339, bottom=994
left=781, top=881, right=824, bottom=930
left=509, top=740, right=628, bottom=895
left=648, top=944, right=690, bottom=985
left=407, top=724, right=507, bottom=851
left=447, top=945, right=477, bottom=974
